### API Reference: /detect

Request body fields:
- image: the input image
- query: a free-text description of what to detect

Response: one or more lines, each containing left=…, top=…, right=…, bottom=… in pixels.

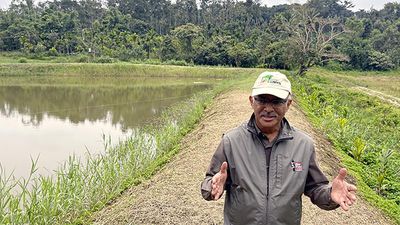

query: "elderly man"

left=200, top=71, right=357, bottom=224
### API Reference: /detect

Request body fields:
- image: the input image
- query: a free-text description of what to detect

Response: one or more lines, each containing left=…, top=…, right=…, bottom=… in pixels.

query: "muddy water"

left=0, top=80, right=211, bottom=179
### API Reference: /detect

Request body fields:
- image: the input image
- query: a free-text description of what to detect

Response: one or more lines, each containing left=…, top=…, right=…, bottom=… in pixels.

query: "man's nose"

left=262, top=103, right=274, bottom=111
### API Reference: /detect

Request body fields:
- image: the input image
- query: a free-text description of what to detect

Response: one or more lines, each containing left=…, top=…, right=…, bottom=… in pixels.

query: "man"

left=200, top=71, right=357, bottom=224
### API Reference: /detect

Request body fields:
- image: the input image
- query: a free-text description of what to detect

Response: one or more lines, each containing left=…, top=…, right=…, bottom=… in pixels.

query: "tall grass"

left=292, top=69, right=400, bottom=223
left=0, top=63, right=262, bottom=78
left=309, top=67, right=400, bottom=98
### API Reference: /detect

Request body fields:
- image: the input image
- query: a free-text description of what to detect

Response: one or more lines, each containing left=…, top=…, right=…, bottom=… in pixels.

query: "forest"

left=1, top=0, right=400, bottom=74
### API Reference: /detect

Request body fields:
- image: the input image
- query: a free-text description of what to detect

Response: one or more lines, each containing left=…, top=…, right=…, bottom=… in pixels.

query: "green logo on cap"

left=261, top=74, right=273, bottom=83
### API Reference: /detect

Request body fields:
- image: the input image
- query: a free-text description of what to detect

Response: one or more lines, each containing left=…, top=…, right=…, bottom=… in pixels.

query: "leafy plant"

left=351, top=137, right=366, bottom=162
left=375, top=148, right=394, bottom=196
left=18, top=58, right=28, bottom=63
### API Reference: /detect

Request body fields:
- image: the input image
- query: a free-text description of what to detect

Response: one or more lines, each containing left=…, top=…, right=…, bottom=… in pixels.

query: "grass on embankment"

left=291, top=68, right=400, bottom=224
left=0, top=64, right=263, bottom=224
left=0, top=63, right=264, bottom=88
left=309, top=68, right=400, bottom=99
left=0, top=63, right=257, bottom=77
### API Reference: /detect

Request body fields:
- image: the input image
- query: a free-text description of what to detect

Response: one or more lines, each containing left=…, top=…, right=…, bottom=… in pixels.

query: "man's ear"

left=286, top=98, right=293, bottom=108
left=249, top=96, right=254, bottom=105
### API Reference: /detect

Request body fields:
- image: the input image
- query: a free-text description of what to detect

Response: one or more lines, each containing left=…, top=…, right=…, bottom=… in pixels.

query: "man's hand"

left=331, top=168, right=357, bottom=211
left=211, top=162, right=228, bottom=200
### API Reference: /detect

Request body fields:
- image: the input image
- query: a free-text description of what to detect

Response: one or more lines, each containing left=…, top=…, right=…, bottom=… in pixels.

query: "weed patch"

left=292, top=70, right=400, bottom=223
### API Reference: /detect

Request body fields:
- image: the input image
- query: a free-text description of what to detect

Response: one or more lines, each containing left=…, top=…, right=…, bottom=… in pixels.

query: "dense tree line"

left=1, top=0, right=400, bottom=72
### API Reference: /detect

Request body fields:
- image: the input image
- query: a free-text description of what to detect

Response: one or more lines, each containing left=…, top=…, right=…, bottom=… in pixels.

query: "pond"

left=0, top=78, right=212, bottom=180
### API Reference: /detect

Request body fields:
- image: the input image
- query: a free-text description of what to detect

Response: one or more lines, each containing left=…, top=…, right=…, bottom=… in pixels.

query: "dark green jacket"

left=201, top=114, right=338, bottom=225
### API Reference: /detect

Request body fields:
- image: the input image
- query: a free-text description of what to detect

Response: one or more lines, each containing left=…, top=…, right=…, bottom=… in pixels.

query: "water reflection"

left=0, top=82, right=211, bottom=179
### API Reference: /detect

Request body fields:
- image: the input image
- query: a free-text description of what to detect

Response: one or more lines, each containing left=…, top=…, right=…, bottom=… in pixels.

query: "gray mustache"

left=260, top=112, right=276, bottom=117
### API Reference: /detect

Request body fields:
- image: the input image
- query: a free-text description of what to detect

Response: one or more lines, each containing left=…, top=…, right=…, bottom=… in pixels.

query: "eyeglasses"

left=253, top=96, right=288, bottom=107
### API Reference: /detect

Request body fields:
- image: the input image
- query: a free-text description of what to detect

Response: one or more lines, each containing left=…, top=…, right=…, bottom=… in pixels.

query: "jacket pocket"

left=226, top=186, right=258, bottom=224
left=270, top=194, right=302, bottom=225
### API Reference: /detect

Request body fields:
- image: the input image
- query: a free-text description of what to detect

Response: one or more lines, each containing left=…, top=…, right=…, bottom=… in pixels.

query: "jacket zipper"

left=247, top=125, right=293, bottom=224
left=255, top=135, right=270, bottom=224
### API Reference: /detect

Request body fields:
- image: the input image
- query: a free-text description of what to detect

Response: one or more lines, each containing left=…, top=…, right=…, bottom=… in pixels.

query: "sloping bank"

left=292, top=68, right=400, bottom=224
left=0, top=63, right=262, bottom=224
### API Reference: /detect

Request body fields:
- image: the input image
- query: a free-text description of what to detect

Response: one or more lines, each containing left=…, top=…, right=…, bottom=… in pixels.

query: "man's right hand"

left=211, top=161, right=228, bottom=200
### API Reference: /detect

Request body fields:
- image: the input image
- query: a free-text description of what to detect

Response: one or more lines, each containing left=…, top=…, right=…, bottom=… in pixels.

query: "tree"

left=305, top=0, right=353, bottom=19
left=282, top=6, right=348, bottom=75
left=367, top=50, right=394, bottom=71
left=159, top=35, right=177, bottom=61
left=171, top=23, right=202, bottom=61
left=227, top=42, right=258, bottom=67
left=193, top=35, right=232, bottom=65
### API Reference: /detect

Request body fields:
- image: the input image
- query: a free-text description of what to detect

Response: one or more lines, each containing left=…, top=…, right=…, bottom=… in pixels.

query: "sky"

left=0, top=0, right=398, bottom=11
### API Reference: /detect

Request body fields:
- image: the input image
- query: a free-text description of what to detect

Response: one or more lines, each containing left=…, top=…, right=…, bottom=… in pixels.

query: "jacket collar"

left=246, top=113, right=294, bottom=141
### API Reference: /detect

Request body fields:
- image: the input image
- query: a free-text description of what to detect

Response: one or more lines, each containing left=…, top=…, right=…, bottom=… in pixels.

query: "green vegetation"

left=0, top=63, right=260, bottom=78
left=0, top=63, right=262, bottom=89
left=310, top=68, right=400, bottom=99
left=292, top=68, right=400, bottom=223
left=1, top=0, right=400, bottom=73
left=0, top=65, right=261, bottom=224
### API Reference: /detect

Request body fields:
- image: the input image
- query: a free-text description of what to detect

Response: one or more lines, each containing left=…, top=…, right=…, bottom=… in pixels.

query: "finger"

left=211, top=179, right=219, bottom=195
left=212, top=186, right=219, bottom=199
left=347, top=192, right=357, bottom=202
left=340, top=201, right=349, bottom=211
left=212, top=174, right=219, bottom=184
left=346, top=195, right=355, bottom=204
left=337, top=168, right=347, bottom=181
left=347, top=184, right=357, bottom=192
left=214, top=187, right=224, bottom=200
left=213, top=191, right=220, bottom=200
left=211, top=185, right=216, bottom=196
left=346, top=199, right=353, bottom=206
left=220, top=162, right=228, bottom=175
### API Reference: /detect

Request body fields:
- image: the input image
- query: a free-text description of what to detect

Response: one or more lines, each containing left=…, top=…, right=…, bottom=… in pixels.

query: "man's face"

left=249, top=94, right=292, bottom=133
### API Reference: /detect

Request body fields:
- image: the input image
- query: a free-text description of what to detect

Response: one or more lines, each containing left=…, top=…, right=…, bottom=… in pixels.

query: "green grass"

left=0, top=64, right=262, bottom=224
left=0, top=63, right=263, bottom=89
left=0, top=63, right=261, bottom=79
left=311, top=67, right=400, bottom=98
left=292, top=68, right=400, bottom=224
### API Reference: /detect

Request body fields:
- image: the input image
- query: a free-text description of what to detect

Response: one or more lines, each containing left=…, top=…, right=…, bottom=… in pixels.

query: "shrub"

left=18, top=58, right=28, bottom=63
left=325, top=61, right=345, bottom=71
left=368, top=51, right=395, bottom=71
left=351, top=137, right=367, bottom=162
left=94, top=56, right=114, bottom=63
left=48, top=47, right=58, bottom=57
left=163, top=60, right=188, bottom=66
left=76, top=55, right=90, bottom=63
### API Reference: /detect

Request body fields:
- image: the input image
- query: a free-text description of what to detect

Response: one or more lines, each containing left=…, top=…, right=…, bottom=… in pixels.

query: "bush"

left=76, top=55, right=90, bottom=63
left=368, top=51, right=395, bottom=71
left=325, top=61, right=345, bottom=71
left=18, top=58, right=28, bottom=63
left=162, top=60, right=188, bottom=66
left=48, top=47, right=58, bottom=57
left=94, top=56, right=114, bottom=63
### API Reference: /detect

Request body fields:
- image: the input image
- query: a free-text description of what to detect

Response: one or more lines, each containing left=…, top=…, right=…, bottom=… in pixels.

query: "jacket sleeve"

left=200, top=138, right=229, bottom=201
left=304, top=149, right=340, bottom=210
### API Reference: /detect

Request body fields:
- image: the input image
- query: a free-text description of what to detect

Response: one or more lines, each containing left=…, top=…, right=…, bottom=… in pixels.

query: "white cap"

left=251, top=71, right=291, bottom=99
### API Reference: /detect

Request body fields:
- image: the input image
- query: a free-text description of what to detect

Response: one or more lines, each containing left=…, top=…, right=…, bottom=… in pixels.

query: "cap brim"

left=251, top=88, right=289, bottom=99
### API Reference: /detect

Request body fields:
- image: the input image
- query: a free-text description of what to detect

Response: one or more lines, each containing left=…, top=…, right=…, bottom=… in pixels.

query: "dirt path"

left=354, top=86, right=400, bottom=107
left=92, top=90, right=394, bottom=225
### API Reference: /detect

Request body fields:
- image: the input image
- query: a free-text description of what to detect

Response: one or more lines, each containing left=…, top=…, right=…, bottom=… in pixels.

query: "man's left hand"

left=331, top=168, right=357, bottom=211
